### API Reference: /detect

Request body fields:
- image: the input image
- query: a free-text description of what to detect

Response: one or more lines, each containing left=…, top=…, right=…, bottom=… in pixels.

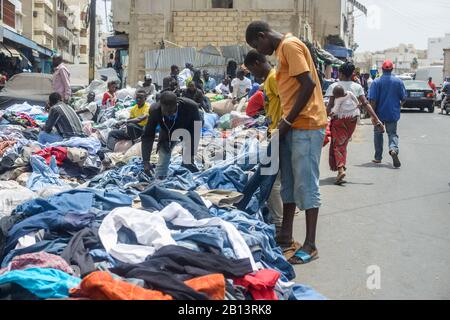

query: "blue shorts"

left=280, top=128, right=325, bottom=211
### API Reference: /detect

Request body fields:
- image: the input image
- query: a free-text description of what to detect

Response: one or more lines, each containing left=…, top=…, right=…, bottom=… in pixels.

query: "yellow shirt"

left=129, top=102, right=150, bottom=127
left=263, top=69, right=282, bottom=133
left=275, top=34, right=327, bottom=130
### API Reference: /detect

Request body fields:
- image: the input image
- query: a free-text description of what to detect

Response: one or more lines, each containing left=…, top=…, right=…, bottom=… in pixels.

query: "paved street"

left=293, top=110, right=450, bottom=299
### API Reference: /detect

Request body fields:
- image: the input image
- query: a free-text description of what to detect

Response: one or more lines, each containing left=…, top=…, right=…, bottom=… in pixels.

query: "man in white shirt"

left=231, top=70, right=252, bottom=101
left=75, top=92, right=98, bottom=122
left=178, top=63, right=194, bottom=89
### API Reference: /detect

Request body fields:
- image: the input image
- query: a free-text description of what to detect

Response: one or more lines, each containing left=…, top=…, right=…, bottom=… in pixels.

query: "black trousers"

left=107, top=124, right=143, bottom=150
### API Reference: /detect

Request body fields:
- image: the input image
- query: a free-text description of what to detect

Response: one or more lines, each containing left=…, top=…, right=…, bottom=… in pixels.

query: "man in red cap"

left=368, top=60, right=407, bottom=168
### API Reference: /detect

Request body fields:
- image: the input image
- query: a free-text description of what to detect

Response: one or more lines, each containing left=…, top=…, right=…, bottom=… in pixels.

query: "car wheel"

left=428, top=106, right=435, bottom=113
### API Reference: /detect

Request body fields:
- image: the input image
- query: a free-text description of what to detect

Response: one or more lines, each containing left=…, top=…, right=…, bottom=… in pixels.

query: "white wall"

left=428, top=34, right=450, bottom=64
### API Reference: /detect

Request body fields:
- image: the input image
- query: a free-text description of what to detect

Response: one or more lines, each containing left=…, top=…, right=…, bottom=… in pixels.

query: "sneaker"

left=372, top=159, right=382, bottom=164
left=390, top=151, right=401, bottom=168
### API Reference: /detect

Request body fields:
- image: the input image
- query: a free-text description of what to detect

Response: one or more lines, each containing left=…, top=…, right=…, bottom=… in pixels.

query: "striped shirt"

left=44, top=102, right=84, bottom=138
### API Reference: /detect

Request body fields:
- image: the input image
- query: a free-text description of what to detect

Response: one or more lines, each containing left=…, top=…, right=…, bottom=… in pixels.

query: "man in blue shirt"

left=369, top=60, right=407, bottom=168
left=202, top=70, right=217, bottom=93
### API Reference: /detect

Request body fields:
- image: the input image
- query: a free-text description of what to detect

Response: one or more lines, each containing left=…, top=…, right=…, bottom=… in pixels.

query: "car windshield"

left=403, top=81, right=430, bottom=90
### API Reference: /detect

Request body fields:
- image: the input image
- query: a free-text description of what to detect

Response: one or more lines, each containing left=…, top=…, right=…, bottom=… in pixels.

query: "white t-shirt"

left=178, top=68, right=193, bottom=89
left=76, top=101, right=98, bottom=121
left=325, top=81, right=365, bottom=99
left=215, top=83, right=231, bottom=96
left=231, top=77, right=252, bottom=99
left=332, top=91, right=360, bottom=119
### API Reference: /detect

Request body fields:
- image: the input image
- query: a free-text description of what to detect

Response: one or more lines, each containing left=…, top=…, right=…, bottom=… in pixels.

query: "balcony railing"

left=35, top=0, right=54, bottom=11
left=57, top=26, right=74, bottom=42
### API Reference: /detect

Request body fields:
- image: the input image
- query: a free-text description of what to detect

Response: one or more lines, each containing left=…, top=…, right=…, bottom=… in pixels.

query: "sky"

left=354, top=0, right=450, bottom=53
left=97, top=0, right=112, bottom=33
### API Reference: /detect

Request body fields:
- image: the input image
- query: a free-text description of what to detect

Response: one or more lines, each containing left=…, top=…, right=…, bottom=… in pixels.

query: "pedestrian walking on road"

left=368, top=60, right=407, bottom=168
left=325, top=62, right=384, bottom=184
left=246, top=21, right=328, bottom=265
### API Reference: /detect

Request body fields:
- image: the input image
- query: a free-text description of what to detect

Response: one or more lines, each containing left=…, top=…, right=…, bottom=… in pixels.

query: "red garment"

left=34, top=147, right=68, bottom=166
left=19, top=113, right=38, bottom=128
left=102, top=91, right=116, bottom=108
left=428, top=81, right=437, bottom=92
left=246, top=91, right=265, bottom=117
left=323, top=121, right=332, bottom=147
left=234, top=269, right=280, bottom=300
left=329, top=117, right=357, bottom=171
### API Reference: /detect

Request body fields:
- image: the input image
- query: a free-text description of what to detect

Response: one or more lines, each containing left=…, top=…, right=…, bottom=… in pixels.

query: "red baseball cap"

left=382, top=60, right=394, bottom=70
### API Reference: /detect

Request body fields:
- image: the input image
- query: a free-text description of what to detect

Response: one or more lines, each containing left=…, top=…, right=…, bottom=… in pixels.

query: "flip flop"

left=280, top=241, right=302, bottom=261
left=288, top=249, right=319, bottom=265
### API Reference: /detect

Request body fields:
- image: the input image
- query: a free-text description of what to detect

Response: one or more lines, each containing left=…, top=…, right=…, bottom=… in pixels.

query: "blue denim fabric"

left=0, top=268, right=81, bottom=299
left=49, top=137, right=102, bottom=155
left=89, top=249, right=117, bottom=266
left=13, top=189, right=132, bottom=218
left=139, top=185, right=211, bottom=220
left=289, top=284, right=327, bottom=300
left=37, top=132, right=63, bottom=145
left=171, top=226, right=236, bottom=259
left=374, top=121, right=399, bottom=161
left=194, top=165, right=248, bottom=192
left=26, top=155, right=69, bottom=192
left=1, top=239, right=68, bottom=267
left=88, top=158, right=152, bottom=196
left=161, top=165, right=197, bottom=191
left=4, top=211, right=95, bottom=255
left=280, top=129, right=325, bottom=211
left=236, top=164, right=278, bottom=214
left=209, top=207, right=296, bottom=281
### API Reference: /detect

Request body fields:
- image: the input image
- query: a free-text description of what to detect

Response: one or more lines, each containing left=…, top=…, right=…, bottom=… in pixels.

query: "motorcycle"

left=441, top=94, right=450, bottom=115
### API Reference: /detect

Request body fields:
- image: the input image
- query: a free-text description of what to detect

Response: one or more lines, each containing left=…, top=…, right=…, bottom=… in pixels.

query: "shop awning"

left=0, top=44, right=11, bottom=56
left=107, top=34, right=129, bottom=48
left=324, top=44, right=353, bottom=60
left=3, top=28, right=53, bottom=57
left=3, top=44, right=22, bottom=58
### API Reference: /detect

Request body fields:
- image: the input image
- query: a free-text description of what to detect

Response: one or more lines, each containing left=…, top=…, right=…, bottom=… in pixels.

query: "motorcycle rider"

left=441, top=78, right=450, bottom=114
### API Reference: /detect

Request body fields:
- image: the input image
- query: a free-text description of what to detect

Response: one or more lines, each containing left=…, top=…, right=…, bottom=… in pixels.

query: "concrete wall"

left=128, top=13, right=166, bottom=85
left=171, top=9, right=301, bottom=48
left=444, top=49, right=450, bottom=78
left=428, top=34, right=450, bottom=64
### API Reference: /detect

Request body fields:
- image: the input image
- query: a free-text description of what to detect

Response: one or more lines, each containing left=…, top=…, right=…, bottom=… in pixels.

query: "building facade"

left=428, top=34, right=450, bottom=65
left=1, top=0, right=54, bottom=74
left=111, top=0, right=363, bottom=85
left=444, top=49, right=450, bottom=79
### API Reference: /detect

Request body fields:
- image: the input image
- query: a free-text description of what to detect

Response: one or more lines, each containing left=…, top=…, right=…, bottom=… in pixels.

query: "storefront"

left=0, top=27, right=53, bottom=76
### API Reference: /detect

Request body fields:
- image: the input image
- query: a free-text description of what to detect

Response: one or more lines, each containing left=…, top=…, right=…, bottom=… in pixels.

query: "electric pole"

left=89, top=0, right=96, bottom=83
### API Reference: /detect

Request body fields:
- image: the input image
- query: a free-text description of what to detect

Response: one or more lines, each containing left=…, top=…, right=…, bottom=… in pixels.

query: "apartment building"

left=1, top=0, right=54, bottom=73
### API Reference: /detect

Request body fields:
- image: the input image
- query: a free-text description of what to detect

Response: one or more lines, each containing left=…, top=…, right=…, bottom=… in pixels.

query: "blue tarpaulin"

left=324, top=44, right=353, bottom=59
left=107, top=34, right=129, bottom=48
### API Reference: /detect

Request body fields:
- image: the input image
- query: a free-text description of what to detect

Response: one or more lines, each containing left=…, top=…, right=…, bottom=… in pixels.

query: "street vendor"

left=106, top=88, right=150, bottom=151
left=142, top=91, right=202, bottom=179
left=38, top=92, right=84, bottom=145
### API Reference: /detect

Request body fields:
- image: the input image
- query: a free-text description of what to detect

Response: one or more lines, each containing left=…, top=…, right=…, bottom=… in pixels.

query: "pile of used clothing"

left=0, top=85, right=325, bottom=301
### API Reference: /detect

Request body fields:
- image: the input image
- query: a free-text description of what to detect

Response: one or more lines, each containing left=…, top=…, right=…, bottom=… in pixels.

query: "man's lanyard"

left=162, top=106, right=179, bottom=134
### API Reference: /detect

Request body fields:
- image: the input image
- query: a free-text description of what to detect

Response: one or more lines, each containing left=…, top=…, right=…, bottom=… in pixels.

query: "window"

left=45, top=8, right=53, bottom=26
left=212, top=0, right=233, bottom=8
left=80, top=46, right=87, bottom=54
